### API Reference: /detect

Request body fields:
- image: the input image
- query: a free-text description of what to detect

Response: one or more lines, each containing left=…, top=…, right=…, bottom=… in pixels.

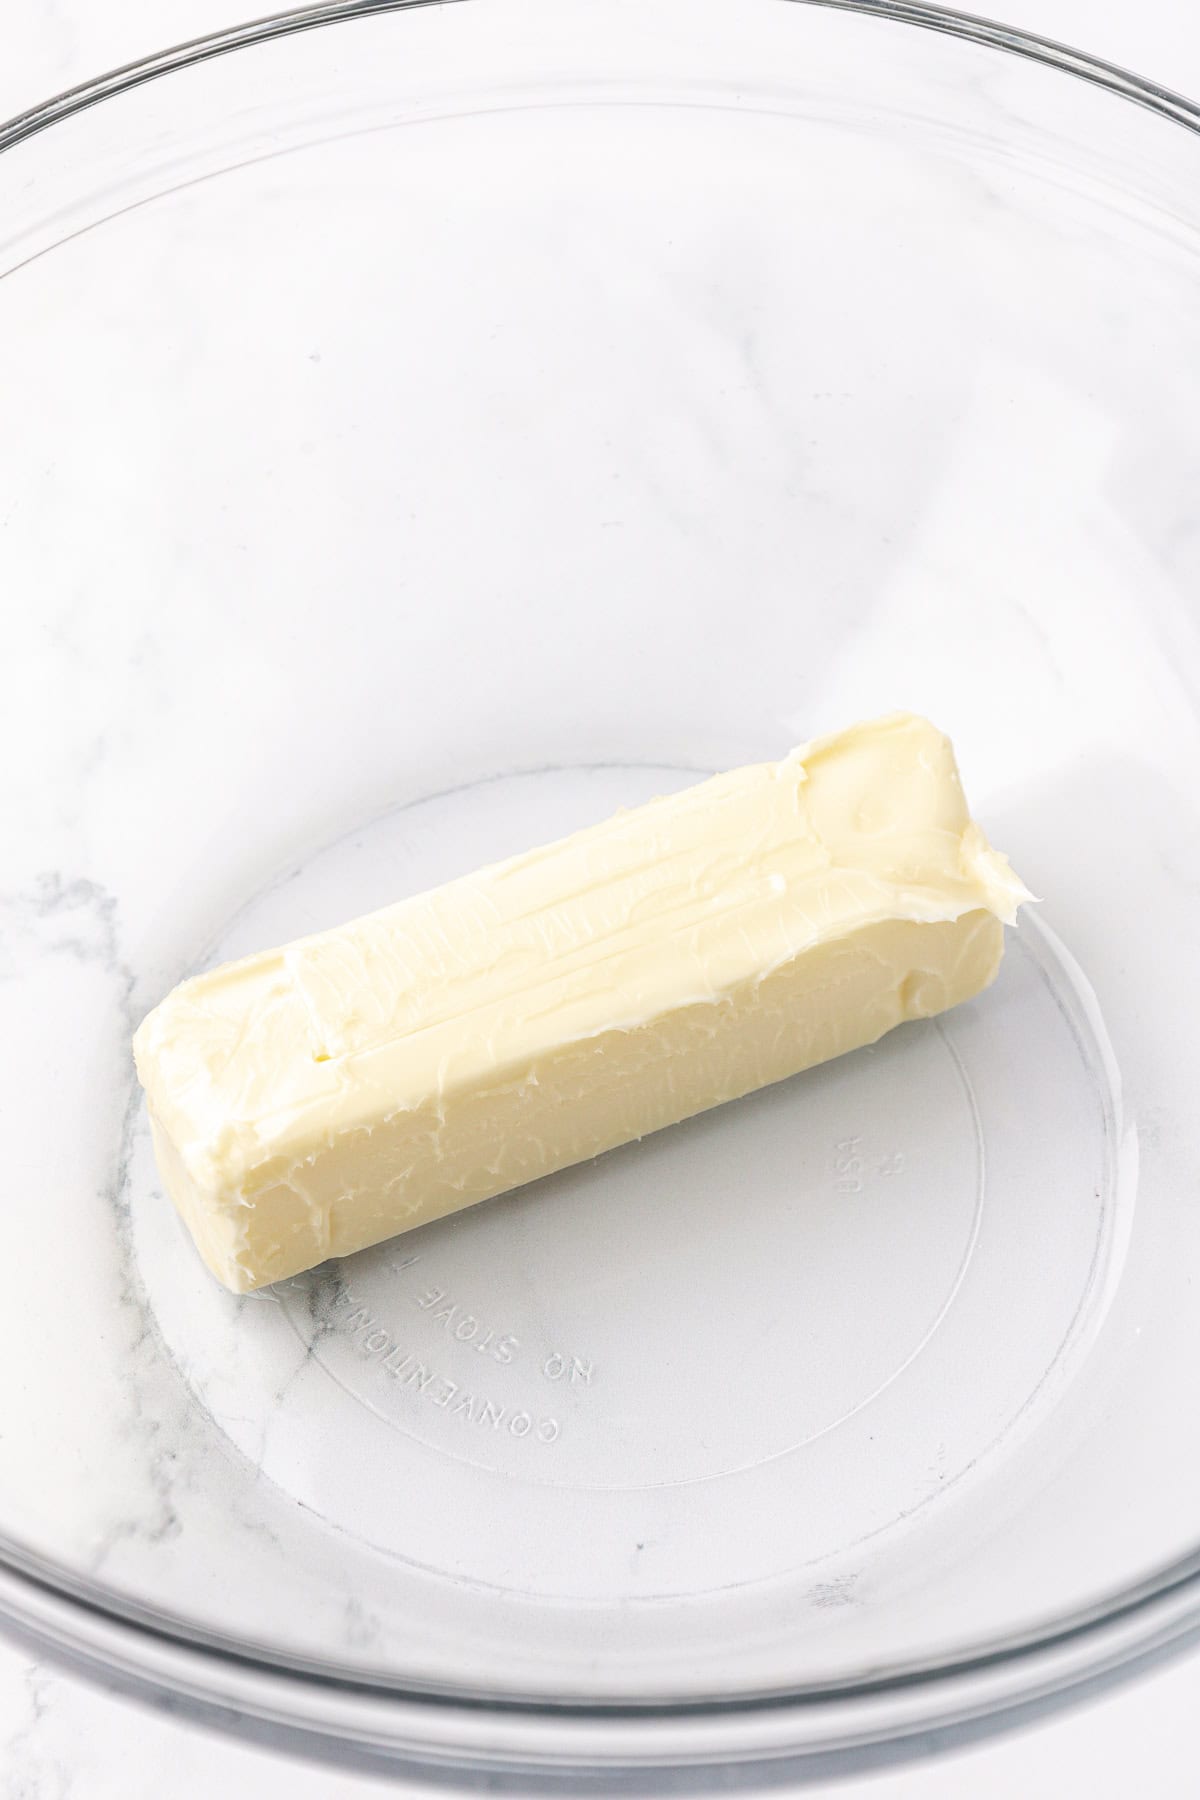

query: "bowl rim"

left=2, top=0, right=1200, bottom=156
left=4, top=0, right=1200, bottom=1768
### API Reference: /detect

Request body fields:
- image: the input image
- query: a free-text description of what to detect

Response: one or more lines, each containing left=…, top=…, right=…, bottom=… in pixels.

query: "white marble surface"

left=4, top=1, right=1200, bottom=1794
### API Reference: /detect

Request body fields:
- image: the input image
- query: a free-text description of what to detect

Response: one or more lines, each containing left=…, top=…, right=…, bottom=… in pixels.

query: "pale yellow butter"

left=134, top=713, right=1030, bottom=1292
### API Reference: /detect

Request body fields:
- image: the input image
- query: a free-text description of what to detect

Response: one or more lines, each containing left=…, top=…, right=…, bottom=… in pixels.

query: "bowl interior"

left=3, top=0, right=1200, bottom=1724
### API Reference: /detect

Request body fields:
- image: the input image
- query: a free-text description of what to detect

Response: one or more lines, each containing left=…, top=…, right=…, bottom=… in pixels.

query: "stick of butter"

left=134, top=713, right=1030, bottom=1292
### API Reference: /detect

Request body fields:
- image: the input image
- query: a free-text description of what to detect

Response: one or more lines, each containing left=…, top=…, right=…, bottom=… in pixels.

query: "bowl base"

left=129, top=763, right=1127, bottom=1605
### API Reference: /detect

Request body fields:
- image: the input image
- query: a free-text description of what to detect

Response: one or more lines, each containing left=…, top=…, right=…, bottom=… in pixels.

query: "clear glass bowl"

left=3, top=0, right=1200, bottom=1781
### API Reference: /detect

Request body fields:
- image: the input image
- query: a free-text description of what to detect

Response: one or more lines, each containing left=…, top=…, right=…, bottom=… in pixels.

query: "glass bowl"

left=3, top=0, right=1200, bottom=1781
